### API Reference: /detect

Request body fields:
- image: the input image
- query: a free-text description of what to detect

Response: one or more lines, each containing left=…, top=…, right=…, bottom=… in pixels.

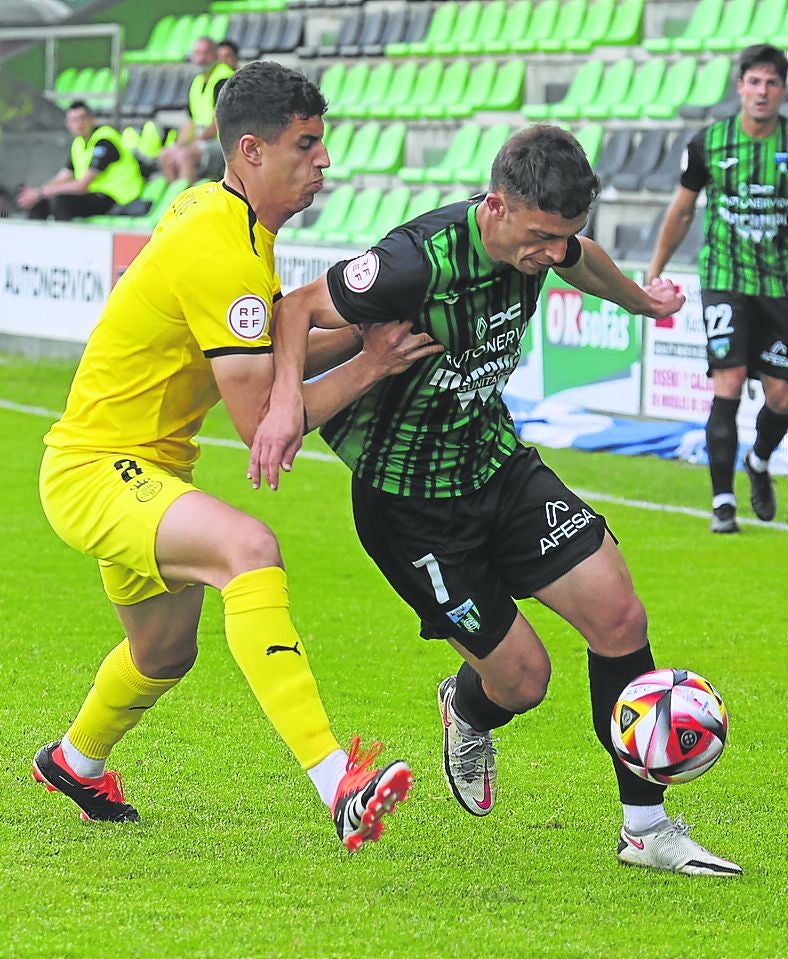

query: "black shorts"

left=351, top=445, right=608, bottom=659
left=702, top=290, right=788, bottom=380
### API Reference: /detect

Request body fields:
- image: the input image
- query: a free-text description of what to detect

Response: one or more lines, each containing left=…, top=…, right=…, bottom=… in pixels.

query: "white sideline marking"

left=2, top=398, right=786, bottom=530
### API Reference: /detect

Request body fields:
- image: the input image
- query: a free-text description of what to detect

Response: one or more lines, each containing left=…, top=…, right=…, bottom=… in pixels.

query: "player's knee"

left=231, top=520, right=283, bottom=576
left=595, top=593, right=648, bottom=657
left=134, top=642, right=197, bottom=679
left=489, top=665, right=551, bottom=713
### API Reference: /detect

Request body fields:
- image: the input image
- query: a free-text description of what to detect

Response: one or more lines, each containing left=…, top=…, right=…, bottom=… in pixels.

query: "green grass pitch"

left=0, top=353, right=785, bottom=959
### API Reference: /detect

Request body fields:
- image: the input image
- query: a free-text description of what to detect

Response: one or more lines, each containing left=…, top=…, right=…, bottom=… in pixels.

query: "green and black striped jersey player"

left=647, top=43, right=788, bottom=535
left=254, top=125, right=743, bottom=876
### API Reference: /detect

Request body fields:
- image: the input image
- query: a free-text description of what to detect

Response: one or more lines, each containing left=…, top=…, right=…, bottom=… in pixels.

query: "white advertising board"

left=0, top=222, right=113, bottom=342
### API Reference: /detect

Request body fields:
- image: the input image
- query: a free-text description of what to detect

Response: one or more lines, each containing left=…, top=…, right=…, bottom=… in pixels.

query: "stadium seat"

left=645, top=0, right=723, bottom=53
left=404, top=186, right=442, bottom=220
left=124, top=15, right=177, bottom=64
left=526, top=59, right=604, bottom=121
left=644, top=58, right=697, bottom=120
left=741, top=0, right=786, bottom=46
left=318, top=62, right=347, bottom=108
left=53, top=67, right=78, bottom=107
left=485, top=59, right=526, bottom=112
left=678, top=56, right=732, bottom=120
left=311, top=8, right=362, bottom=57
left=610, top=129, right=670, bottom=191
left=582, top=59, right=636, bottom=119
left=613, top=206, right=665, bottom=261
left=593, top=128, right=637, bottom=185
left=225, top=13, right=248, bottom=49
left=370, top=7, right=409, bottom=56
left=610, top=59, right=667, bottom=120
left=342, top=7, right=387, bottom=57
left=566, top=0, right=614, bottom=52
left=602, top=0, right=644, bottom=45
left=393, top=60, right=443, bottom=118
left=446, top=59, right=498, bottom=118
left=643, top=127, right=696, bottom=193
left=134, top=69, right=167, bottom=117
left=400, top=124, right=482, bottom=184
left=458, top=0, right=507, bottom=55
left=118, top=177, right=189, bottom=230
left=513, top=0, right=559, bottom=53
left=385, top=4, right=432, bottom=56
left=456, top=123, right=511, bottom=185
left=160, top=15, right=196, bottom=63
left=488, top=0, right=532, bottom=54
left=541, top=0, right=589, bottom=53
left=364, top=121, right=407, bottom=175
left=208, top=12, right=230, bottom=42
left=440, top=187, right=476, bottom=205
left=328, top=62, right=370, bottom=118
left=281, top=183, right=356, bottom=242
left=433, top=0, right=483, bottom=55
left=573, top=122, right=604, bottom=168
left=671, top=210, right=705, bottom=264
left=705, top=0, right=756, bottom=50
left=776, top=7, right=788, bottom=46
left=363, top=61, right=418, bottom=119
left=421, top=60, right=471, bottom=119
left=362, top=185, right=413, bottom=242
left=321, top=186, right=384, bottom=245
left=240, top=15, right=268, bottom=59
left=403, top=3, right=458, bottom=56
left=326, top=121, right=380, bottom=179
left=343, top=61, right=394, bottom=119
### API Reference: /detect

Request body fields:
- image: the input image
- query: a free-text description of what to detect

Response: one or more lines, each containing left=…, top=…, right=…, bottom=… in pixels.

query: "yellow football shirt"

left=45, top=181, right=280, bottom=470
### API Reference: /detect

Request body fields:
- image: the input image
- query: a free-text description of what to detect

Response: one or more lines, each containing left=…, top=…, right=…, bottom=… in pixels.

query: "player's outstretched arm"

left=555, top=236, right=685, bottom=318
left=645, top=186, right=699, bottom=284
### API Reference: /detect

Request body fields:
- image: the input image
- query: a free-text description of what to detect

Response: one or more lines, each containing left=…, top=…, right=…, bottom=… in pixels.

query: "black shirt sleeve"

left=679, top=129, right=709, bottom=193
left=557, top=234, right=582, bottom=269
left=88, top=138, right=121, bottom=173
left=326, top=229, right=433, bottom=325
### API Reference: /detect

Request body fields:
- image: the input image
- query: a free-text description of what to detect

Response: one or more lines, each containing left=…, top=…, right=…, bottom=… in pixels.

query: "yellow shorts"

left=39, top=446, right=196, bottom=605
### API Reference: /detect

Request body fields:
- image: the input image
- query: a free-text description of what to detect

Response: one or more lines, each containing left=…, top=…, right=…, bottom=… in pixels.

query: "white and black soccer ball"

left=611, top=668, right=728, bottom=785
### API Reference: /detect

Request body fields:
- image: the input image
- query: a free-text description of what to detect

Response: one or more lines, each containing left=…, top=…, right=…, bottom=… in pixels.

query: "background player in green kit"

left=252, top=125, right=742, bottom=877
left=648, top=44, right=788, bottom=533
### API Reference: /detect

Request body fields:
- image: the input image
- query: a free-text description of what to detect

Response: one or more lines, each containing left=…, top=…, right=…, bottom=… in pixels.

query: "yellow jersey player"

left=33, top=61, right=440, bottom=851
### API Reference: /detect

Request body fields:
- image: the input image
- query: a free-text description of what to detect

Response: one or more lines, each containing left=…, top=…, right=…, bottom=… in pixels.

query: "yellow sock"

left=222, top=567, right=339, bottom=769
left=66, top=639, right=182, bottom=760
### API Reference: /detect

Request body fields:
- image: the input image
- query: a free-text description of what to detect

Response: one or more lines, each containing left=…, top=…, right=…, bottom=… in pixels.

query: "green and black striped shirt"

left=681, top=116, right=788, bottom=296
left=320, top=198, right=580, bottom=498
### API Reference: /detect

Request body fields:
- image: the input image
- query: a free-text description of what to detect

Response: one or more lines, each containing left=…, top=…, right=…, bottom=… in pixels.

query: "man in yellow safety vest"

left=16, top=99, right=143, bottom=220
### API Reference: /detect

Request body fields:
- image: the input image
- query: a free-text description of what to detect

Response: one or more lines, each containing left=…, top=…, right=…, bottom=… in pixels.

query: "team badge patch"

left=227, top=295, right=268, bottom=340
left=343, top=251, right=380, bottom=293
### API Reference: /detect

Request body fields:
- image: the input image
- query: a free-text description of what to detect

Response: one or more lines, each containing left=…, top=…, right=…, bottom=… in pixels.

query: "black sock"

left=453, top=662, right=516, bottom=731
left=752, top=405, right=788, bottom=463
left=706, top=396, right=740, bottom=498
left=588, top=646, right=666, bottom=805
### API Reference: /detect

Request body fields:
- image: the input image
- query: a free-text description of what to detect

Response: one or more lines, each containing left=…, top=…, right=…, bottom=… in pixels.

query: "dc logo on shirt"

left=227, top=295, right=268, bottom=340
left=775, top=152, right=788, bottom=174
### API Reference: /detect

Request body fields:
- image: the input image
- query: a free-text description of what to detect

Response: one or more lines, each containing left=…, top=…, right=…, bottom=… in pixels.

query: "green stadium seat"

left=611, top=58, right=667, bottom=119
left=421, top=59, right=471, bottom=119
left=440, top=187, right=475, bottom=205
left=343, top=61, right=393, bottom=120
left=566, top=0, right=614, bottom=53
left=777, top=7, right=788, bottom=46
left=327, top=121, right=380, bottom=179
left=527, top=59, right=604, bottom=121
left=404, top=186, right=442, bottom=220
left=319, top=62, right=347, bottom=109
left=366, top=61, right=418, bottom=119
left=645, top=0, right=723, bottom=53
left=282, top=184, right=355, bottom=242
left=321, top=186, right=384, bottom=245
left=161, top=15, right=196, bottom=62
left=573, top=123, right=604, bottom=167
left=328, top=62, right=370, bottom=118
left=184, top=13, right=214, bottom=53
left=485, top=60, right=526, bottom=112
left=458, top=0, right=507, bottom=55
left=404, top=3, right=458, bottom=57
left=324, top=120, right=354, bottom=170
left=456, top=123, right=511, bottom=185
left=541, top=0, right=589, bottom=53
left=131, top=177, right=190, bottom=229
left=124, top=15, right=177, bottom=64
left=364, top=121, right=406, bottom=175
left=488, top=0, right=532, bottom=54
left=602, top=0, right=644, bottom=46
left=53, top=67, right=79, bottom=107
left=401, top=124, right=482, bottom=184
left=393, top=60, right=443, bottom=118
left=644, top=57, right=697, bottom=120
left=582, top=59, right=636, bottom=119
left=71, top=67, right=96, bottom=98
left=680, top=55, right=732, bottom=114
left=208, top=12, right=231, bottom=43
left=741, top=0, right=787, bottom=46
left=384, top=5, right=433, bottom=57
left=513, top=0, right=559, bottom=53
left=362, top=185, right=412, bottom=243
left=446, top=60, right=497, bottom=119
left=704, top=0, right=756, bottom=51
left=433, top=0, right=483, bottom=55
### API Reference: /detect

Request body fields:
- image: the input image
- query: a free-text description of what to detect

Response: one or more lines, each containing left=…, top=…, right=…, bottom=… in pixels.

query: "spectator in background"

left=16, top=100, right=143, bottom=220
left=159, top=36, right=235, bottom=184
left=647, top=44, right=787, bottom=533
left=217, top=38, right=240, bottom=70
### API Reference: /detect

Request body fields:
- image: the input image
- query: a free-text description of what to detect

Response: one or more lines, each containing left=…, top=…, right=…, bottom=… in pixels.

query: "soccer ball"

left=610, top=668, right=728, bottom=785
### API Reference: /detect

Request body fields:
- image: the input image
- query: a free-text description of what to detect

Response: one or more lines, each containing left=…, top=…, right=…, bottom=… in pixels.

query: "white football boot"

left=618, top=816, right=742, bottom=876
left=437, top=676, right=497, bottom=816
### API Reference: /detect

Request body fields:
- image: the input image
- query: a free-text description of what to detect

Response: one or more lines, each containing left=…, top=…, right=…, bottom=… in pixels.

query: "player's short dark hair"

left=66, top=100, right=92, bottom=113
left=217, top=38, right=239, bottom=56
left=215, top=60, right=326, bottom=158
left=738, top=44, right=787, bottom=83
left=490, top=125, right=599, bottom=219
